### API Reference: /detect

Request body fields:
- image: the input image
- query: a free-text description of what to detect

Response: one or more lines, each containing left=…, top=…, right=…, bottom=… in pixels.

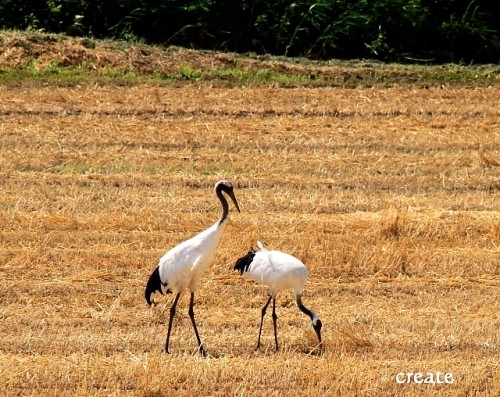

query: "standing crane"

left=234, top=241, right=322, bottom=351
left=145, top=180, right=240, bottom=356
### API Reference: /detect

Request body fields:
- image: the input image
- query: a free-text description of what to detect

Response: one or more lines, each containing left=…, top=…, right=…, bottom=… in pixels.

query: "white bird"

left=234, top=241, right=322, bottom=351
left=145, top=180, right=240, bottom=356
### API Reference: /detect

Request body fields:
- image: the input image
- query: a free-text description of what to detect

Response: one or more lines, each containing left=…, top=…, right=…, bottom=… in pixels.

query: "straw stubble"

left=0, top=84, right=498, bottom=396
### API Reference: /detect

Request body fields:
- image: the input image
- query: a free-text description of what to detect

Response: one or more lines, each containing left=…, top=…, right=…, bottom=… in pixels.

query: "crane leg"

left=188, top=292, right=206, bottom=357
left=165, top=292, right=181, bottom=354
left=255, top=295, right=272, bottom=351
left=272, top=298, right=279, bottom=351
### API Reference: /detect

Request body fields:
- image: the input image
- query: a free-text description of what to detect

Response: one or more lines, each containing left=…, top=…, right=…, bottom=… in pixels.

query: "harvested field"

left=0, top=36, right=499, bottom=396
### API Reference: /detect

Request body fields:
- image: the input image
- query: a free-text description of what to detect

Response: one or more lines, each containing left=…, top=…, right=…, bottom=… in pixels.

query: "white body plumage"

left=145, top=180, right=240, bottom=355
left=157, top=219, right=228, bottom=293
left=234, top=241, right=322, bottom=351
left=242, top=241, right=308, bottom=298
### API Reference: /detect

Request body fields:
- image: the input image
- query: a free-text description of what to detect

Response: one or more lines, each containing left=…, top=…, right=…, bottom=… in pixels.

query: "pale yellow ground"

left=0, top=84, right=498, bottom=396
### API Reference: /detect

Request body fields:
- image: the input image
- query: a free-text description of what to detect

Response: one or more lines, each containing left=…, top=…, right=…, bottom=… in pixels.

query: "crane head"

left=312, top=317, right=323, bottom=345
left=215, top=180, right=241, bottom=213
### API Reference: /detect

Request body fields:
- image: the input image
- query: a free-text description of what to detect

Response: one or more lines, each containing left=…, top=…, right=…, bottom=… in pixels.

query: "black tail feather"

left=234, top=248, right=256, bottom=275
left=145, top=266, right=168, bottom=306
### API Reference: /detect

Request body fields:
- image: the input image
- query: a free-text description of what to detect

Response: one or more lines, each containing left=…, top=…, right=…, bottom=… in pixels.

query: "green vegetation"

left=0, top=31, right=498, bottom=88
left=0, top=1, right=499, bottom=63
left=1, top=61, right=497, bottom=88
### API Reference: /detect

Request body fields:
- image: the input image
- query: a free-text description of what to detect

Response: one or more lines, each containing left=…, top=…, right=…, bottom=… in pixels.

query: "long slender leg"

left=165, top=292, right=181, bottom=353
left=188, top=292, right=206, bottom=357
left=255, top=295, right=272, bottom=351
left=272, top=298, right=279, bottom=351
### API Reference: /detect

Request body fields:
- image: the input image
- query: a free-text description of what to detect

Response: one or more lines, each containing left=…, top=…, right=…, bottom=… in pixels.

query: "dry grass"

left=0, top=62, right=499, bottom=396
left=1, top=30, right=499, bottom=87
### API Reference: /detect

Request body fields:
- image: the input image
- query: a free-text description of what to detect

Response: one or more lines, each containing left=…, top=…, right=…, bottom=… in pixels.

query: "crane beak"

left=315, top=327, right=322, bottom=345
left=228, top=190, right=241, bottom=213
left=313, top=319, right=322, bottom=345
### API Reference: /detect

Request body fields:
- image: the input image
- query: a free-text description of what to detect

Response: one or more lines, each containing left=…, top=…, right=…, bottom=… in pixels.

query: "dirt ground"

left=0, top=32, right=499, bottom=397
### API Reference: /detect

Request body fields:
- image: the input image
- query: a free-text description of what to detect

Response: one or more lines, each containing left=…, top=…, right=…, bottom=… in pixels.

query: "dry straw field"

left=0, top=34, right=499, bottom=396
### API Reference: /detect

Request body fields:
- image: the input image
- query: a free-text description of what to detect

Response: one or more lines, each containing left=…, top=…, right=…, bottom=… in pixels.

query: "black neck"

left=216, top=185, right=230, bottom=224
left=296, top=295, right=314, bottom=320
